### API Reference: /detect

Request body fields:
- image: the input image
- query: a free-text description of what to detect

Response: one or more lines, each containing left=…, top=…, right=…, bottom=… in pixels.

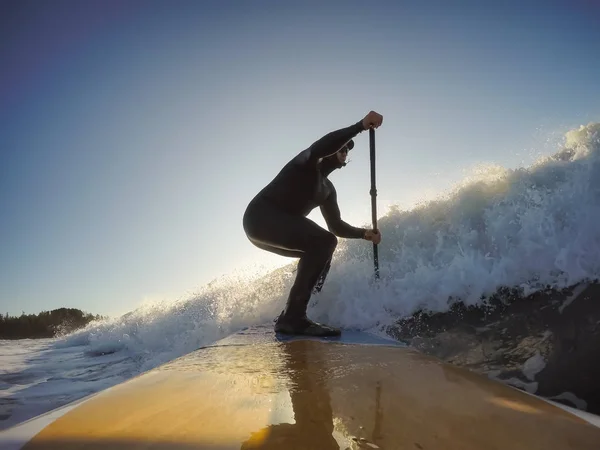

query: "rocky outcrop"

left=388, top=282, right=600, bottom=414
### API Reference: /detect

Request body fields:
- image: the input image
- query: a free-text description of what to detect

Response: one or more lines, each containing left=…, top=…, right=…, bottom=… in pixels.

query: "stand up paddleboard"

left=214, top=324, right=405, bottom=347
left=2, top=325, right=600, bottom=450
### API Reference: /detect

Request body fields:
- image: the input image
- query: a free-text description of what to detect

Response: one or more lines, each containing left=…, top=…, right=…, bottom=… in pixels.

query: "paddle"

left=369, top=128, right=380, bottom=279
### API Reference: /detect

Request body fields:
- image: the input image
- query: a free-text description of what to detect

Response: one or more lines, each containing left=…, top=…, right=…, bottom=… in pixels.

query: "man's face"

left=336, top=147, right=348, bottom=164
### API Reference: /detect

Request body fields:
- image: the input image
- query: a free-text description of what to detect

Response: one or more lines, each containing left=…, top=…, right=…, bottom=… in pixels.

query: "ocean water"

left=2, top=122, right=600, bottom=430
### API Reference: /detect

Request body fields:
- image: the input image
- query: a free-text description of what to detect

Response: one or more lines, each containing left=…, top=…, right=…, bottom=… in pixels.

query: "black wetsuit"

left=242, top=120, right=367, bottom=334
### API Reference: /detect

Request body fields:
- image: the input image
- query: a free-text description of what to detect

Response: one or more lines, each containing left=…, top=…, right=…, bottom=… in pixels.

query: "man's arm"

left=292, top=111, right=383, bottom=167
left=320, top=185, right=366, bottom=239
left=305, top=121, right=365, bottom=164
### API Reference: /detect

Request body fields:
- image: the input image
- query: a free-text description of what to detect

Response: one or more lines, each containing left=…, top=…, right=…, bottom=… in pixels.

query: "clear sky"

left=1, top=0, right=599, bottom=317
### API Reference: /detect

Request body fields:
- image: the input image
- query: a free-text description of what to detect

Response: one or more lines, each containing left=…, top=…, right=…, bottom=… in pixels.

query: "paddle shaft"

left=369, top=128, right=380, bottom=279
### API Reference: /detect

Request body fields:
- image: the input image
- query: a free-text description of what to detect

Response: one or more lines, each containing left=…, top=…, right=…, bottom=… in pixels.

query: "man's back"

left=256, top=149, right=328, bottom=217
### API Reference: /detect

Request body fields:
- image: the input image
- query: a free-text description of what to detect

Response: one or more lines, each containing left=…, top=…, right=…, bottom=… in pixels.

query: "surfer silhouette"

left=242, top=111, right=383, bottom=336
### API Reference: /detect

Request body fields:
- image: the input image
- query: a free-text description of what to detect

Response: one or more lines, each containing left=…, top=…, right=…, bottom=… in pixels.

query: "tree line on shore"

left=0, top=308, right=106, bottom=339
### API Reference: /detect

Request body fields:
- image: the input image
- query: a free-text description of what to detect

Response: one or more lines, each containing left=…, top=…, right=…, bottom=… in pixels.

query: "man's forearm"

left=329, top=220, right=366, bottom=239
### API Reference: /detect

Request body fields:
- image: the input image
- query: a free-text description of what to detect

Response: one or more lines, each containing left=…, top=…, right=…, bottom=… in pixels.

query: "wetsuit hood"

left=319, top=139, right=354, bottom=175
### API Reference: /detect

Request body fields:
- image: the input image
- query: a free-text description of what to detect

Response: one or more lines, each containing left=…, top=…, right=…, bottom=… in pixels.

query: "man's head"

left=320, top=139, right=355, bottom=175
left=335, top=139, right=354, bottom=166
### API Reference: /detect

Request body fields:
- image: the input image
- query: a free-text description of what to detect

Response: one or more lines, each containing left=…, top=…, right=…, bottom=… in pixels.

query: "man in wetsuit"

left=242, top=111, right=383, bottom=337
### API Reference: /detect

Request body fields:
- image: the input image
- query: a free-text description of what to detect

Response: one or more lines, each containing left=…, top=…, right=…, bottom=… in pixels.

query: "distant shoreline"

left=0, top=308, right=105, bottom=340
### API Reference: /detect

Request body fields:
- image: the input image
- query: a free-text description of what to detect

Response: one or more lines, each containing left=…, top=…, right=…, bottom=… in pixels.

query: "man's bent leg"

left=280, top=231, right=337, bottom=319
left=243, top=198, right=340, bottom=335
left=276, top=237, right=341, bottom=337
left=250, top=238, right=339, bottom=336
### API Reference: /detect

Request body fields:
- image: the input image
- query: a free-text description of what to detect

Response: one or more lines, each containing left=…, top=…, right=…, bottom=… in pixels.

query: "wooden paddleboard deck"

left=2, top=327, right=600, bottom=449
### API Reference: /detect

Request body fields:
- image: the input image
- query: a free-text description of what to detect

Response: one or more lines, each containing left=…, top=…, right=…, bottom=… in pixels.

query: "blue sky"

left=1, top=0, right=599, bottom=317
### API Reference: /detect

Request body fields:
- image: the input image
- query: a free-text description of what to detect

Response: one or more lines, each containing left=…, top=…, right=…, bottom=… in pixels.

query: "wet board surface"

left=3, top=327, right=600, bottom=450
left=211, top=324, right=405, bottom=348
